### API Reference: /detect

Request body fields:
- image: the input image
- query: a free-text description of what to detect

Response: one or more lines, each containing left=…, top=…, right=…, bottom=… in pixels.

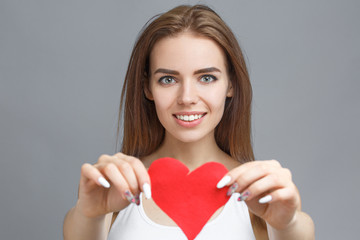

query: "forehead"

left=149, top=32, right=227, bottom=73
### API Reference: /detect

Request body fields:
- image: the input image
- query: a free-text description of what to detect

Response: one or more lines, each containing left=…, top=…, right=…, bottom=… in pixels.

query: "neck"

left=154, top=131, right=225, bottom=170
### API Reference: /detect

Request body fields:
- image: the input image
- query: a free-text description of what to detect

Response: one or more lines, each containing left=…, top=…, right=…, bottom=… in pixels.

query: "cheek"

left=153, top=99, right=168, bottom=113
left=201, top=88, right=228, bottom=111
left=150, top=83, right=172, bottom=109
left=152, top=91, right=173, bottom=116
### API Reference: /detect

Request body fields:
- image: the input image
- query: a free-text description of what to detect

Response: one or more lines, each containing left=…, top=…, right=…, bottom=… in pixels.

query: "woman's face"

left=147, top=32, right=233, bottom=143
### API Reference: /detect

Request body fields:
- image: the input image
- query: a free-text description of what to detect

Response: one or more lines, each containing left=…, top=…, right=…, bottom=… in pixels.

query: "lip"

left=173, top=111, right=207, bottom=116
left=173, top=112, right=207, bottom=128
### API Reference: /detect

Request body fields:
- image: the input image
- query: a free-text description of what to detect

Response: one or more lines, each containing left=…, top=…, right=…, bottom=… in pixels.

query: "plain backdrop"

left=1, top=0, right=359, bottom=239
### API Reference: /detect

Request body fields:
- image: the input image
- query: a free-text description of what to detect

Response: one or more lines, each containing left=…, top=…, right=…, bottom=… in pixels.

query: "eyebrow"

left=154, top=68, right=180, bottom=75
left=194, top=67, right=221, bottom=75
left=153, top=67, right=221, bottom=75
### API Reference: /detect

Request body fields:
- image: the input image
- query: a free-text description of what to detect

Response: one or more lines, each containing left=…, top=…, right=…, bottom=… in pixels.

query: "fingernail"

left=124, top=190, right=136, bottom=204
left=134, top=194, right=140, bottom=206
left=143, top=183, right=152, bottom=199
left=98, top=176, right=110, bottom=188
left=227, top=182, right=238, bottom=196
left=238, top=191, right=250, bottom=201
left=259, top=195, right=272, bottom=204
left=217, top=175, right=231, bottom=189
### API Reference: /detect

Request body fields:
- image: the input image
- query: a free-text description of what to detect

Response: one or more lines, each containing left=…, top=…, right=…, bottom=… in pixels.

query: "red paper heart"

left=148, top=157, right=230, bottom=240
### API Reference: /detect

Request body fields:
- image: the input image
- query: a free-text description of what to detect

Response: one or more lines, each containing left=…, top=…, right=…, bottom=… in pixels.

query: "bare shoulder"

left=140, top=153, right=159, bottom=169
left=217, top=153, right=241, bottom=171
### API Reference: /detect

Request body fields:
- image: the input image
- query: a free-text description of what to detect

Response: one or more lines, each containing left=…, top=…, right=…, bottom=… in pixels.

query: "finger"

left=241, top=165, right=293, bottom=200
left=101, top=163, right=133, bottom=201
left=264, top=185, right=300, bottom=207
left=110, top=157, right=139, bottom=194
left=97, top=154, right=139, bottom=191
left=217, top=161, right=257, bottom=188
left=81, top=163, right=110, bottom=188
left=241, top=174, right=282, bottom=201
left=97, top=154, right=114, bottom=164
left=217, top=160, right=280, bottom=189
left=230, top=163, right=277, bottom=193
left=114, top=153, right=152, bottom=199
left=258, top=195, right=273, bottom=204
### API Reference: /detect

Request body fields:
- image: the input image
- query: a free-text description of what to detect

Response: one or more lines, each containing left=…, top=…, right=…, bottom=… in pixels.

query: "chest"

left=142, top=195, right=224, bottom=226
left=108, top=193, right=256, bottom=240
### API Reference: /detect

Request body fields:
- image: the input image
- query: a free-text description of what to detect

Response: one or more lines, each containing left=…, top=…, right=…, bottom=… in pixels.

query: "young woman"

left=63, top=5, right=314, bottom=240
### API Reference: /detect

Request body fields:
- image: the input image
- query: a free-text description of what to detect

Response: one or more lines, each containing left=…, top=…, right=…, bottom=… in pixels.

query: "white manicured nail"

left=98, top=176, right=110, bottom=188
left=259, top=195, right=272, bottom=204
left=217, top=175, right=231, bottom=189
left=143, top=183, right=152, bottom=199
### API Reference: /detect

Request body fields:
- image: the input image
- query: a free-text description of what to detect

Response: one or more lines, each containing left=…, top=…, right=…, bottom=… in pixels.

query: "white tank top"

left=108, top=193, right=256, bottom=240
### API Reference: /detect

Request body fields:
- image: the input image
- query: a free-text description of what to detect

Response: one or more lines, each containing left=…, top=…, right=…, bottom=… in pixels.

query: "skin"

left=63, top=32, right=314, bottom=240
left=143, top=32, right=235, bottom=169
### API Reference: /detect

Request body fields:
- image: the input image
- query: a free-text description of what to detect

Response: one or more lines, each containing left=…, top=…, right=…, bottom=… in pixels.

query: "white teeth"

left=176, top=114, right=204, bottom=122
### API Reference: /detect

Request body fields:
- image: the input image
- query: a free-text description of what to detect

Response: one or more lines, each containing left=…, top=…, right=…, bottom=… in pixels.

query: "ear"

left=226, top=81, right=234, bottom=97
left=144, top=79, right=154, bottom=101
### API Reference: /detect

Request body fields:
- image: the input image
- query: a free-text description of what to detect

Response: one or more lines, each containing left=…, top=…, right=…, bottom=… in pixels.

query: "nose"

left=177, top=80, right=199, bottom=105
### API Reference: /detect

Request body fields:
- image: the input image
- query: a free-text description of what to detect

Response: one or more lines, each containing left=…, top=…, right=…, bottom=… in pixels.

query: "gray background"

left=1, top=0, right=359, bottom=239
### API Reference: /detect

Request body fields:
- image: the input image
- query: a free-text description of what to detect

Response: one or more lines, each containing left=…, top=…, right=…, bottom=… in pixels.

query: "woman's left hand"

left=217, top=160, right=301, bottom=230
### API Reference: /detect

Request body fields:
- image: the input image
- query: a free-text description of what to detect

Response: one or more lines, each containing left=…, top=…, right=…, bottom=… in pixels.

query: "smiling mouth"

left=174, top=114, right=206, bottom=122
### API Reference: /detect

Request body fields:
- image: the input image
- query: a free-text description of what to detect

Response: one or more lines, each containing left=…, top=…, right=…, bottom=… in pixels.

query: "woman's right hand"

left=76, top=152, right=151, bottom=218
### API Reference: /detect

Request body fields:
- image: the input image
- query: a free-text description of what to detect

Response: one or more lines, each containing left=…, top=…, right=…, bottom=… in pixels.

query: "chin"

left=168, top=131, right=213, bottom=144
left=176, top=136, right=202, bottom=143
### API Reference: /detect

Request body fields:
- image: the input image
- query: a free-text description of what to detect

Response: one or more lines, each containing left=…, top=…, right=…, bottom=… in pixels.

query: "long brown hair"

left=117, top=5, right=254, bottom=163
left=116, top=5, right=266, bottom=233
